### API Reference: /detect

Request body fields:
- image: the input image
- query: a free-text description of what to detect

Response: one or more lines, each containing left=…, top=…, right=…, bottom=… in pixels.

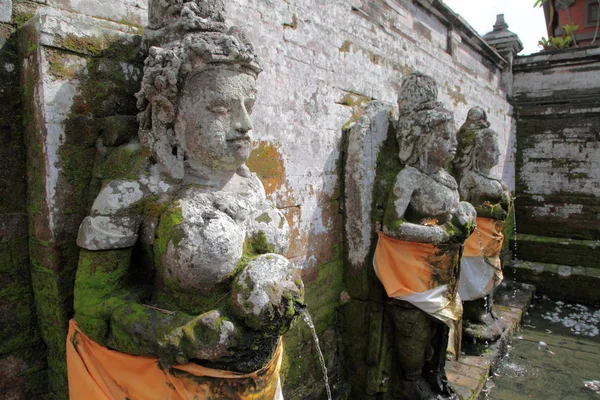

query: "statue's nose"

left=233, top=103, right=253, bottom=134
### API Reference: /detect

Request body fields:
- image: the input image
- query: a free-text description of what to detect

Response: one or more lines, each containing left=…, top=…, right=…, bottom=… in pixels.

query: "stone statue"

left=67, top=1, right=303, bottom=398
left=454, top=107, right=511, bottom=342
left=373, top=73, right=476, bottom=399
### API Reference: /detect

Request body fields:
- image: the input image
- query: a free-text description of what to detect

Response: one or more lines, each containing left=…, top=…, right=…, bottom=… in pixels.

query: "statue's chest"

left=155, top=193, right=250, bottom=293
left=411, top=179, right=458, bottom=220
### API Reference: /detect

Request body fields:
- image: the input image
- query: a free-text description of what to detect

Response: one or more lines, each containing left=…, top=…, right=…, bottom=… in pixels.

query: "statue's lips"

left=227, top=135, right=251, bottom=142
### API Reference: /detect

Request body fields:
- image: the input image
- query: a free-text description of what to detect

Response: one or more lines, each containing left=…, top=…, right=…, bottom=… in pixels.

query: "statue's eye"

left=209, top=106, right=229, bottom=115
left=208, top=105, right=230, bottom=115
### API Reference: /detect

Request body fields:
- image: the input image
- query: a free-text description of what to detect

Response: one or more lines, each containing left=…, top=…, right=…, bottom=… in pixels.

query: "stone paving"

left=447, top=281, right=536, bottom=400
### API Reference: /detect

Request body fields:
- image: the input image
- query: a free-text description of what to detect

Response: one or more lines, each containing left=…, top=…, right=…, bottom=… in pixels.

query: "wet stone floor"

left=480, top=296, right=600, bottom=400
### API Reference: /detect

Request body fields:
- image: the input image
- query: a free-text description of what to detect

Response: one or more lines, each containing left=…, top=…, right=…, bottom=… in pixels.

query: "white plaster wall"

left=224, top=0, right=515, bottom=269
left=46, top=0, right=147, bottom=25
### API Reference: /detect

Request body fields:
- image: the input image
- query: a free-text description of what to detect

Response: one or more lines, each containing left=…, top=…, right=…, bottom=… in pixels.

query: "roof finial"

left=493, top=14, right=509, bottom=32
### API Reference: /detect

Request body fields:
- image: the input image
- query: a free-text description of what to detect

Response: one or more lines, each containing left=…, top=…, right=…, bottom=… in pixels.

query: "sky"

left=442, top=0, right=548, bottom=55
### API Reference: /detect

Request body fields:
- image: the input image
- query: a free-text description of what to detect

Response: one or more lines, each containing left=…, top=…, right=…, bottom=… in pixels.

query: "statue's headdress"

left=136, top=0, right=262, bottom=179
left=453, top=107, right=498, bottom=175
left=396, top=72, right=453, bottom=165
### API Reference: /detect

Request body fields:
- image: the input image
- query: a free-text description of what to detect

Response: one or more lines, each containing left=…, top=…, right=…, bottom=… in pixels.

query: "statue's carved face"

left=476, top=134, right=500, bottom=170
left=177, top=67, right=257, bottom=171
left=423, top=119, right=457, bottom=167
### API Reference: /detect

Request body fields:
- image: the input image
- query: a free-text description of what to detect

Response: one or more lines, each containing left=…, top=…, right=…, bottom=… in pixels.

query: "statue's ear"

left=139, top=95, right=184, bottom=180
left=397, top=120, right=417, bottom=164
left=151, top=95, right=175, bottom=126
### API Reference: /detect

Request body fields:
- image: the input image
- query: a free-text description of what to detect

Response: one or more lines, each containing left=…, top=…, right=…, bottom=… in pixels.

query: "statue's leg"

left=386, top=300, right=438, bottom=399
left=424, top=322, right=458, bottom=399
left=463, top=295, right=506, bottom=342
left=463, top=297, right=487, bottom=323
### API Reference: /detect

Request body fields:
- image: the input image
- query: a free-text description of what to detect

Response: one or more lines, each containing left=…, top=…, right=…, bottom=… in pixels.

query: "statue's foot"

left=463, top=312, right=506, bottom=343
left=398, top=377, right=439, bottom=400
left=426, top=372, right=459, bottom=400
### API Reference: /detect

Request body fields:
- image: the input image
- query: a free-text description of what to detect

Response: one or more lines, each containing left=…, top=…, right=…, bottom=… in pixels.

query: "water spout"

left=512, top=197, right=518, bottom=261
left=299, top=308, right=332, bottom=400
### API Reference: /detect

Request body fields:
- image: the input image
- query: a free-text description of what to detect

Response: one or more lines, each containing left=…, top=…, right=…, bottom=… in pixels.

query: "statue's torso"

left=459, top=171, right=505, bottom=206
left=404, top=167, right=459, bottom=225
left=149, top=175, right=290, bottom=313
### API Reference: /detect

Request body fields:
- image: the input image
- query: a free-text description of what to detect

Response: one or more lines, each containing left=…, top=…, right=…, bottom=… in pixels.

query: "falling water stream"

left=299, top=309, right=333, bottom=400
left=511, top=198, right=518, bottom=261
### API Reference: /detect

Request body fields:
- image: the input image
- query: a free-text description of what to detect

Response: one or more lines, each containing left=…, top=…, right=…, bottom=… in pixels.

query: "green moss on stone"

left=255, top=212, right=273, bottom=224
left=339, top=93, right=372, bottom=130
left=73, top=248, right=132, bottom=343
left=249, top=231, right=276, bottom=254
left=13, top=12, right=34, bottom=28
left=95, top=146, right=149, bottom=184
left=154, top=205, right=183, bottom=261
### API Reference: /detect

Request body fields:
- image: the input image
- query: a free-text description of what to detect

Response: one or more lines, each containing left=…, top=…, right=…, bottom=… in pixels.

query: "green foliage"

left=538, top=24, right=579, bottom=50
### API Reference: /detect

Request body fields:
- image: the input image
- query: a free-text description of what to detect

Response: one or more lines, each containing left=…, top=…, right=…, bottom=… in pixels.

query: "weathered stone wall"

left=3, top=0, right=517, bottom=398
left=1, top=1, right=47, bottom=399
left=513, top=47, right=600, bottom=267
left=223, top=0, right=515, bottom=397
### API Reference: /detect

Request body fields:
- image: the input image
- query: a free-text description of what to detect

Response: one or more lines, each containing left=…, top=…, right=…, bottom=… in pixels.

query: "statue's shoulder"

left=89, top=179, right=149, bottom=216
left=395, top=165, right=422, bottom=186
left=77, top=174, right=172, bottom=251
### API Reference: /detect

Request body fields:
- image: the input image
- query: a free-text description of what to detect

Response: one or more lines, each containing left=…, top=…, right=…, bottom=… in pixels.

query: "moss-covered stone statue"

left=67, top=1, right=304, bottom=398
left=453, top=107, right=511, bottom=343
left=373, top=73, right=476, bottom=399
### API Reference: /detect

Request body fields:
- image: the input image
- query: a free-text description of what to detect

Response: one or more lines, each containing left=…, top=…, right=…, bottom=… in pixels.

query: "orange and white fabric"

left=373, top=232, right=462, bottom=327
left=458, top=217, right=504, bottom=301
left=66, top=320, right=284, bottom=400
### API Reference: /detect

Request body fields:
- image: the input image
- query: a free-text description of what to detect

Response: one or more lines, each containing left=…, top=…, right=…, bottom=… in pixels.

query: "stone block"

left=0, top=0, right=11, bottom=23
left=515, top=234, right=600, bottom=268
left=505, top=262, right=600, bottom=305
left=46, top=0, right=147, bottom=26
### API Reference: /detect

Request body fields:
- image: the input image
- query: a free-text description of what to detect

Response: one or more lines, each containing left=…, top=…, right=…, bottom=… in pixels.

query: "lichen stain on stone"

left=282, top=14, right=298, bottom=30
left=247, top=141, right=286, bottom=197
left=337, top=93, right=372, bottom=130
left=443, top=82, right=467, bottom=107
left=339, top=40, right=352, bottom=53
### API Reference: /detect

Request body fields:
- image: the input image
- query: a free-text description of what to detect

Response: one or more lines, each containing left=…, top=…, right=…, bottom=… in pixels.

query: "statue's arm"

left=73, top=180, right=242, bottom=365
left=458, top=173, right=476, bottom=203
left=74, top=246, right=244, bottom=366
left=383, top=169, right=450, bottom=244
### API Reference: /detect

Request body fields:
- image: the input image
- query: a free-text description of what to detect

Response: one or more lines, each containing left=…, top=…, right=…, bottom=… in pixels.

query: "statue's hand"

left=455, top=201, right=477, bottom=229
left=445, top=202, right=477, bottom=243
left=231, top=254, right=304, bottom=336
left=501, top=190, right=513, bottom=211
left=159, top=310, right=237, bottom=367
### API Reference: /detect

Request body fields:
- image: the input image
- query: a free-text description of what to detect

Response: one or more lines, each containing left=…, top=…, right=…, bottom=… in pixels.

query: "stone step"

left=512, top=234, right=600, bottom=269
left=447, top=281, right=536, bottom=400
left=504, top=260, right=600, bottom=305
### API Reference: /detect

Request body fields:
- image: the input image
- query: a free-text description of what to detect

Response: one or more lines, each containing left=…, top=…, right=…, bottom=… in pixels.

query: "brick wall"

left=513, top=47, right=600, bottom=265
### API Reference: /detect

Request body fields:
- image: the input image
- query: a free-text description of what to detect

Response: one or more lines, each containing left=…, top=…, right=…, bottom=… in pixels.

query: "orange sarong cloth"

left=374, top=232, right=460, bottom=299
left=463, top=217, right=504, bottom=259
left=67, top=320, right=282, bottom=400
